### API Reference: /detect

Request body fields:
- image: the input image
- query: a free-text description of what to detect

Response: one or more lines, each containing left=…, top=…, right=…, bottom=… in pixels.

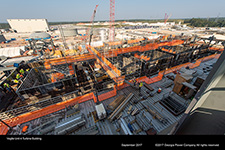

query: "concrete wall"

left=7, top=19, right=49, bottom=33
left=62, top=28, right=78, bottom=37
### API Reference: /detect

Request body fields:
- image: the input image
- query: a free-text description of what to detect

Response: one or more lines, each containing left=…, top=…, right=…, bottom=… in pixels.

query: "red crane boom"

left=109, top=0, right=115, bottom=42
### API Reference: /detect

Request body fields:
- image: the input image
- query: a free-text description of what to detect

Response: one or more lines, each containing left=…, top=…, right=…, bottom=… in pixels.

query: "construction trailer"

left=95, top=103, right=106, bottom=120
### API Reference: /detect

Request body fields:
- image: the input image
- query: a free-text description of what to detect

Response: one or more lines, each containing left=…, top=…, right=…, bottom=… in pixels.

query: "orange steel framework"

left=46, top=39, right=185, bottom=84
left=0, top=53, right=221, bottom=135
left=134, top=53, right=150, bottom=61
left=161, top=47, right=177, bottom=54
left=45, top=39, right=185, bottom=85
left=88, top=45, right=124, bottom=85
left=80, top=5, right=99, bottom=43
left=44, top=39, right=184, bottom=70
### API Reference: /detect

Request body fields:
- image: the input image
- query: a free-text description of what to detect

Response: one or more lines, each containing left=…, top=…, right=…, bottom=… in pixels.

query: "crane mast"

left=109, top=0, right=115, bottom=42
left=89, top=5, right=99, bottom=46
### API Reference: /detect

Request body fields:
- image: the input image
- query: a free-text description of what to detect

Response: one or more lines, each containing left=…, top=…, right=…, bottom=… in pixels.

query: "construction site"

left=1, top=1, right=225, bottom=136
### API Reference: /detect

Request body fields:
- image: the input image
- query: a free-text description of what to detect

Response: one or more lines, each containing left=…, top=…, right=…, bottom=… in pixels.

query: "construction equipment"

left=59, top=25, right=68, bottom=50
left=95, top=103, right=107, bottom=120
left=80, top=5, right=99, bottom=53
left=88, top=5, right=99, bottom=46
left=164, top=13, right=172, bottom=24
left=109, top=0, right=115, bottom=41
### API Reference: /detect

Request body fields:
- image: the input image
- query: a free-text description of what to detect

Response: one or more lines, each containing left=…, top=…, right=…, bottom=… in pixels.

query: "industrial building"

left=7, top=19, right=49, bottom=33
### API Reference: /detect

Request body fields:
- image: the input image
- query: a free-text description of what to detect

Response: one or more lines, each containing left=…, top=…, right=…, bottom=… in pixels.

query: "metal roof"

left=29, top=31, right=51, bottom=39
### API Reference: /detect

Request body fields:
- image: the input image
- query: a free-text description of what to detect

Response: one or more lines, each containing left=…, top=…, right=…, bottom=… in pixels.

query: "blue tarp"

left=13, top=63, right=19, bottom=68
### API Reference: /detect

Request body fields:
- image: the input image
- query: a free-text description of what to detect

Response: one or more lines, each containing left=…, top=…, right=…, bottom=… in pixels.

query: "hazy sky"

left=0, top=0, right=225, bottom=22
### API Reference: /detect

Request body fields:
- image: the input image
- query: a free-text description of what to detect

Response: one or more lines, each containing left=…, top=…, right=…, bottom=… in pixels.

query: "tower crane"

left=164, top=13, right=172, bottom=24
left=83, top=5, right=99, bottom=45
left=109, top=0, right=115, bottom=42
left=79, top=5, right=99, bottom=53
left=88, top=5, right=99, bottom=46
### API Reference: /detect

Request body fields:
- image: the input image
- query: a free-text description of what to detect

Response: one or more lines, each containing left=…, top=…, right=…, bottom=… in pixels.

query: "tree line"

left=184, top=18, right=225, bottom=27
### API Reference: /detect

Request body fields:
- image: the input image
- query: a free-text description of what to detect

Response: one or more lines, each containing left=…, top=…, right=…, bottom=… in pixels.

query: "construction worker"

left=19, top=68, right=25, bottom=75
left=139, top=81, right=143, bottom=87
left=3, top=83, right=9, bottom=89
left=139, top=81, right=143, bottom=96
left=26, top=68, right=30, bottom=72
left=157, top=87, right=162, bottom=93
left=3, top=82, right=14, bottom=93
left=24, top=68, right=30, bottom=76
left=13, top=79, right=20, bottom=87
left=133, top=79, right=136, bottom=86
left=20, top=74, right=23, bottom=79
left=13, top=79, right=19, bottom=84
left=16, top=73, right=21, bottom=80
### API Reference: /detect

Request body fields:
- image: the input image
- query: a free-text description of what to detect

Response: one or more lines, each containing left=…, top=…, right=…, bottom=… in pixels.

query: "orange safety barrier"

left=209, top=47, right=224, bottom=52
left=0, top=92, right=95, bottom=135
left=68, top=64, right=75, bottom=75
left=189, top=54, right=220, bottom=69
left=134, top=53, right=150, bottom=61
left=98, top=85, right=117, bottom=102
left=127, top=38, right=145, bottom=44
left=51, top=73, right=65, bottom=82
left=107, top=38, right=145, bottom=46
left=108, top=41, right=122, bottom=46
left=22, top=125, right=28, bottom=133
left=161, top=48, right=176, bottom=54
left=94, top=62, right=101, bottom=69
left=44, top=53, right=95, bottom=69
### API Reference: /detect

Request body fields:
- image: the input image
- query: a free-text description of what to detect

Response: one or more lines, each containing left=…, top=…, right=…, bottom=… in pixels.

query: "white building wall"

left=7, top=19, right=49, bottom=33
left=0, top=46, right=25, bottom=57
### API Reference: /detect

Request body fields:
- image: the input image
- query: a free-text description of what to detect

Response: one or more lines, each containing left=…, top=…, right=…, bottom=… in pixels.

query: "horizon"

left=1, top=17, right=225, bottom=24
left=0, top=0, right=225, bottom=23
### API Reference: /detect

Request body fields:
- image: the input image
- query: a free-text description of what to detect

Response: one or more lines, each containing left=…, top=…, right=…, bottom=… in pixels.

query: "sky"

left=0, top=0, right=225, bottom=22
